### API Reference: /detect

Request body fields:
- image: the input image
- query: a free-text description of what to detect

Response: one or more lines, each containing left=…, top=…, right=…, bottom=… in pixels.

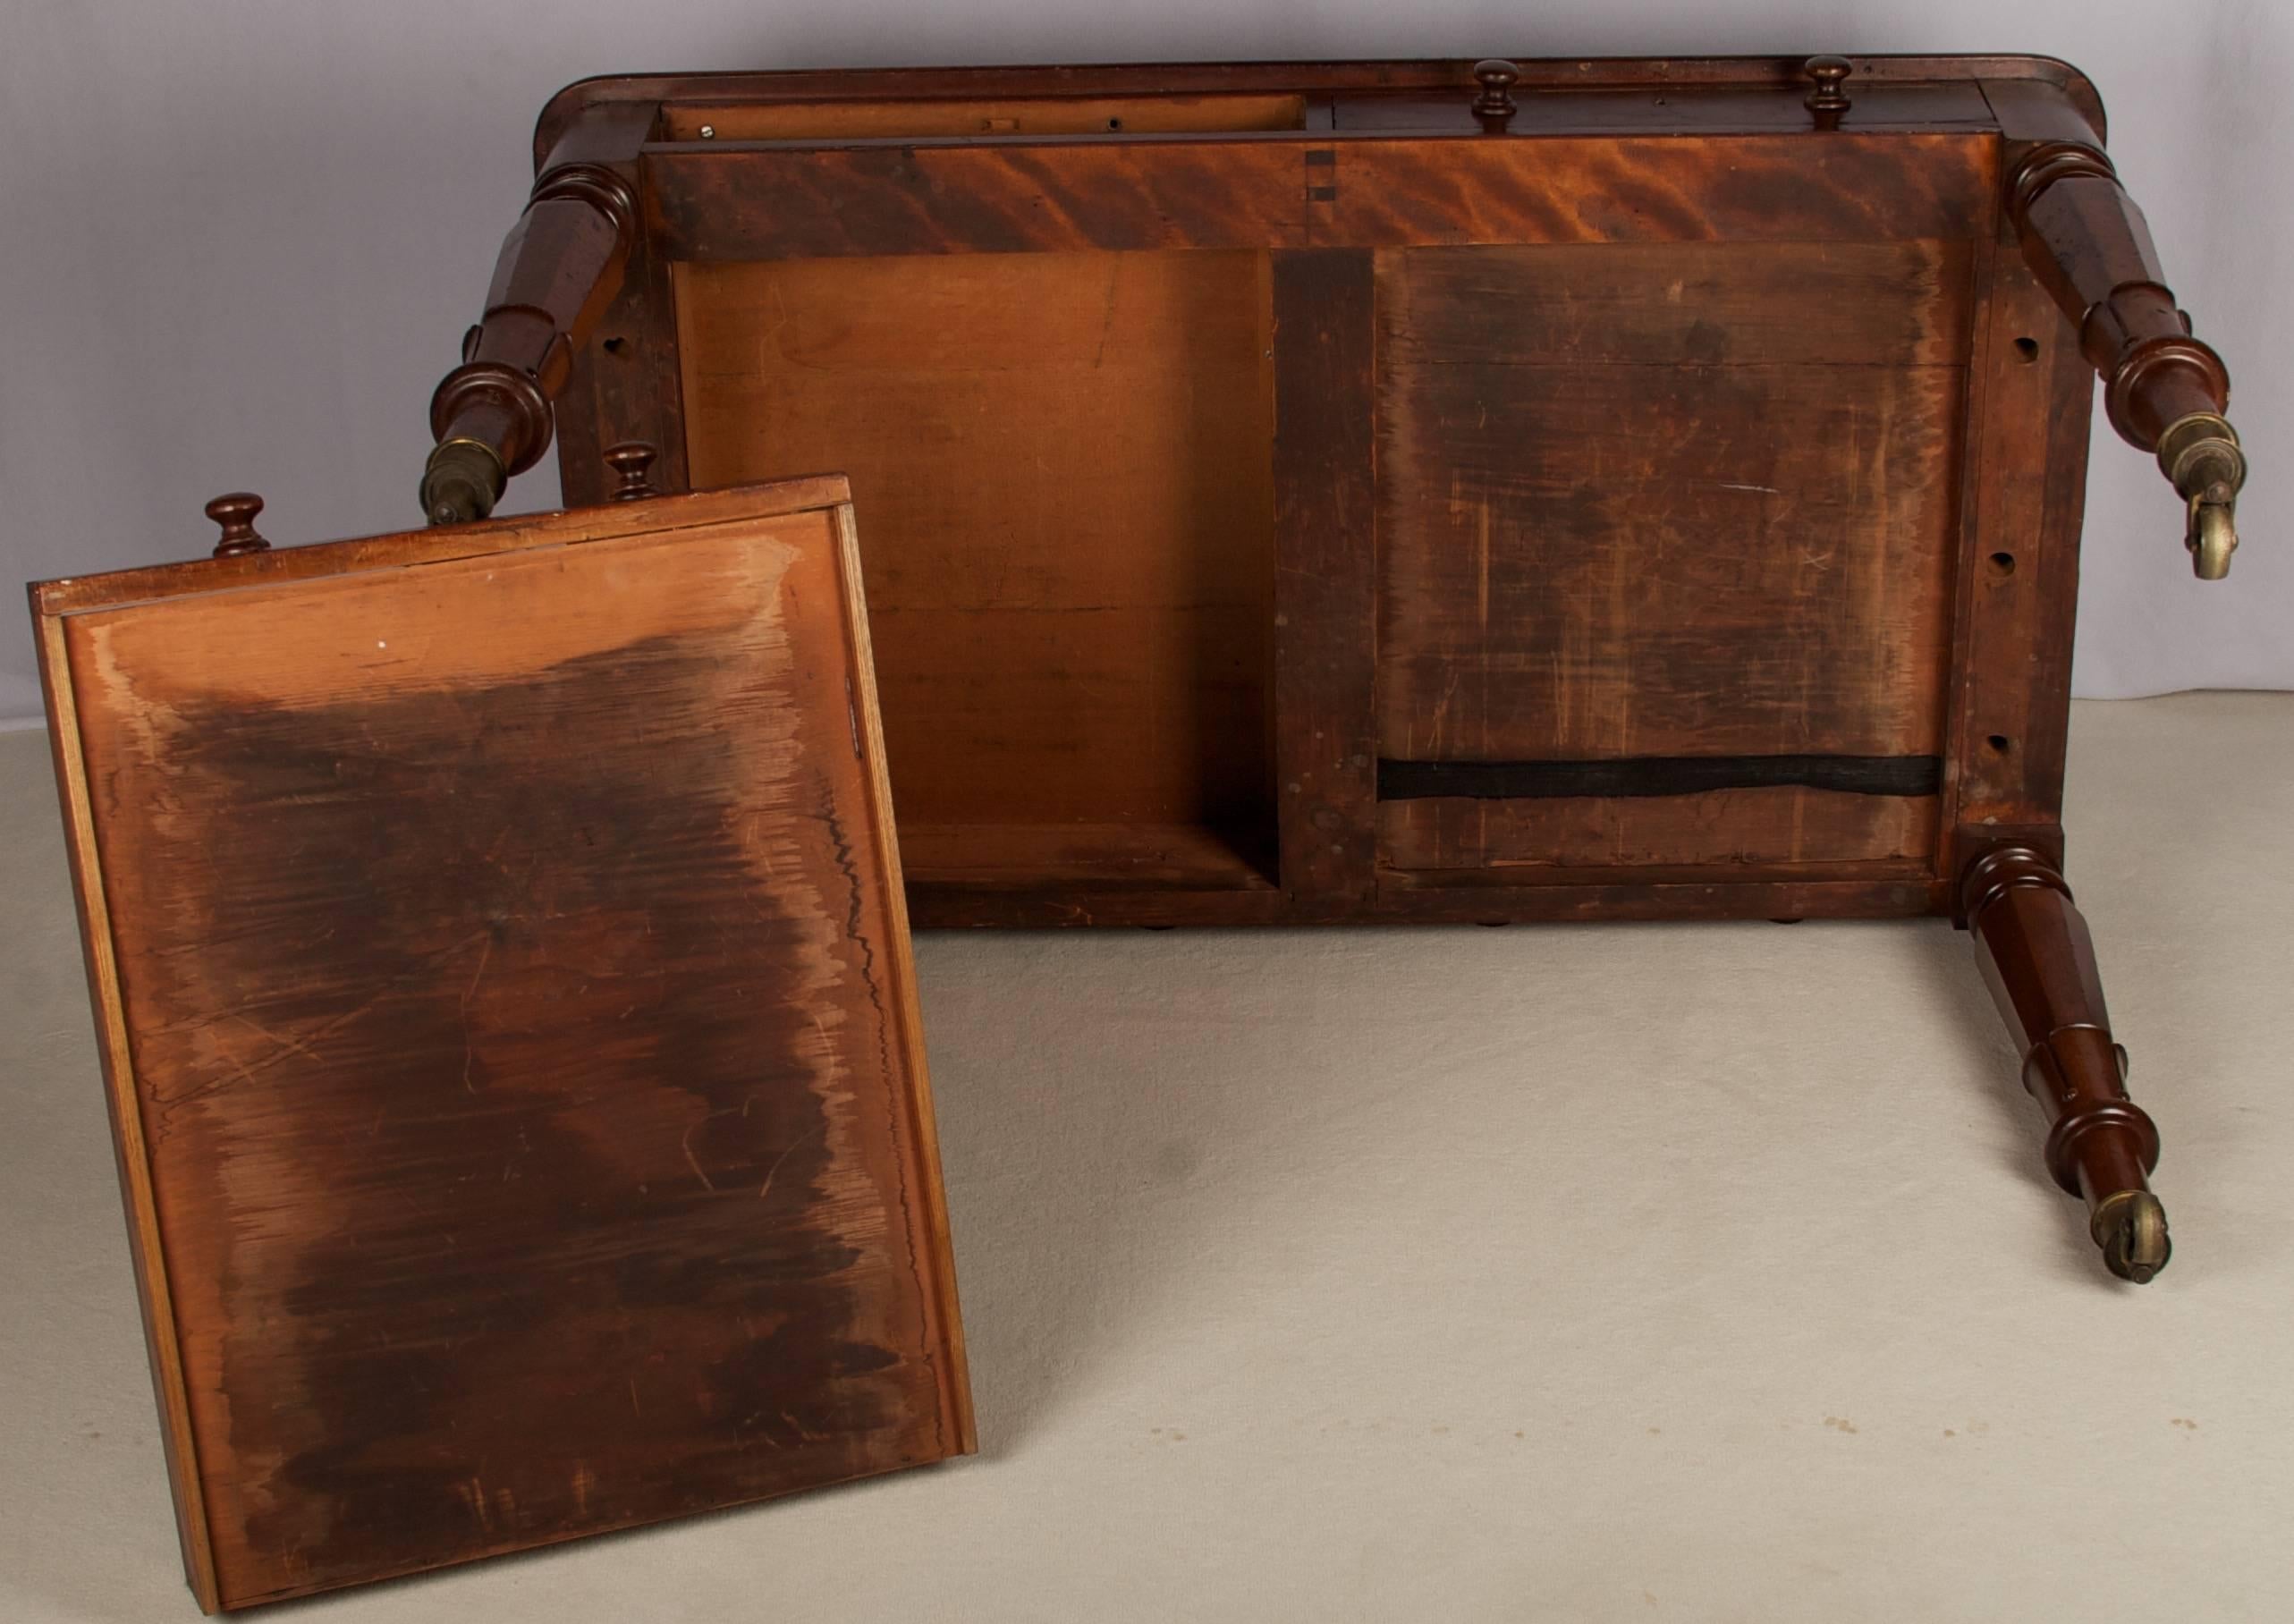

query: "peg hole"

left=601, top=336, right=628, bottom=356
left=1987, top=551, right=2016, bottom=576
left=2013, top=336, right=2039, bottom=362
left=1105, top=116, right=1124, bottom=131
left=1985, top=733, right=2012, bottom=756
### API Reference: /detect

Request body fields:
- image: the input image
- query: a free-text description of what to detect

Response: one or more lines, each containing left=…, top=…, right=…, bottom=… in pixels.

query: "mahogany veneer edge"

left=31, top=608, right=224, bottom=1611
left=831, top=500, right=978, bottom=1456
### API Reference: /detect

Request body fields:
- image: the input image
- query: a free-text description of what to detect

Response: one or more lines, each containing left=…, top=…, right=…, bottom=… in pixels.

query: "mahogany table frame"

left=417, top=54, right=2248, bottom=1281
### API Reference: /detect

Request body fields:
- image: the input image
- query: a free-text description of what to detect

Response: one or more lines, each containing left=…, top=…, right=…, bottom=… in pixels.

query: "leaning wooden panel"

left=31, top=486, right=971, bottom=1611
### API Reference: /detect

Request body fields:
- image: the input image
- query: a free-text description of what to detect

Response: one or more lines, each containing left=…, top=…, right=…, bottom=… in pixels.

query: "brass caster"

left=419, top=437, right=507, bottom=527
left=2188, top=499, right=2238, bottom=580
left=2158, top=411, right=2245, bottom=580
left=2092, top=1190, right=2172, bottom=1284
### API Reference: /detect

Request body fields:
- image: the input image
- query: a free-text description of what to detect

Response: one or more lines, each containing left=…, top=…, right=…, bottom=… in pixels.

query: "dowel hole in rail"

left=1985, top=733, right=2012, bottom=756
left=2013, top=336, right=2039, bottom=362
left=1988, top=551, right=2017, bottom=576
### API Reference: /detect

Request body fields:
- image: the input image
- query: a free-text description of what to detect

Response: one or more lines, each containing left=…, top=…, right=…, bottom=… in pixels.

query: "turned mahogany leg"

left=419, top=103, right=655, bottom=525
left=2006, top=138, right=2247, bottom=578
left=1960, top=846, right=2169, bottom=1282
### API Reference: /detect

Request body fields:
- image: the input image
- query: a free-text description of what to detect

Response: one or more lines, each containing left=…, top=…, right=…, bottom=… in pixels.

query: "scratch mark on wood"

left=681, top=1117, right=721, bottom=1193
left=230, top=1015, right=323, bottom=1063
left=758, top=1123, right=826, bottom=1204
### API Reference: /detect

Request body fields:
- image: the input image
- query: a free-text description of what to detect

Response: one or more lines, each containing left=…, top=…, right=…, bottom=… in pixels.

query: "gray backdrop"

left=3, top=0, right=2285, bottom=725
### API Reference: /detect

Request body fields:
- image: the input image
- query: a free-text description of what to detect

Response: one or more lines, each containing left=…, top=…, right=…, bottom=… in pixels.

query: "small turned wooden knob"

left=604, top=441, right=659, bottom=503
left=1472, top=59, right=1519, bottom=131
left=1804, top=55, right=1853, bottom=130
left=205, top=492, right=270, bottom=559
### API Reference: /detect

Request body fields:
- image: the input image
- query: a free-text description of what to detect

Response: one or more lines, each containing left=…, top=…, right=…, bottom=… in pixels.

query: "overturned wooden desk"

left=33, top=50, right=2253, bottom=1613
left=422, top=54, right=2244, bottom=1290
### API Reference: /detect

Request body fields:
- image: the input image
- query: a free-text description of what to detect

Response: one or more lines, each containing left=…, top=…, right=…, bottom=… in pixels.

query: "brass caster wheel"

left=2093, top=1190, right=2172, bottom=1284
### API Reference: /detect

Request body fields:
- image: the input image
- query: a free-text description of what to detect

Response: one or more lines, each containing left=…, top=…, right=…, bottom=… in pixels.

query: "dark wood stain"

left=184, top=639, right=893, bottom=1594
left=46, top=505, right=967, bottom=1608
left=1376, top=240, right=1967, bottom=776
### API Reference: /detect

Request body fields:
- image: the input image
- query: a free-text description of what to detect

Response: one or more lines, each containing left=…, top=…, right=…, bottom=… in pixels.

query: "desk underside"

left=548, top=67, right=2095, bottom=926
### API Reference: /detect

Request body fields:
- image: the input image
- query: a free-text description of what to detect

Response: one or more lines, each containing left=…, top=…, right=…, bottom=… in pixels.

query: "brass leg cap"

left=2093, top=1190, right=2172, bottom=1284
left=419, top=438, right=507, bottom=528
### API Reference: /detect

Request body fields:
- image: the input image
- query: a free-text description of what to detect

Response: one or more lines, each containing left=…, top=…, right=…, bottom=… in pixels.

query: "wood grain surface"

left=36, top=491, right=969, bottom=1609
left=1943, top=206, right=2091, bottom=844
left=677, top=249, right=1276, bottom=868
left=1270, top=250, right=1380, bottom=909
left=1380, top=788, right=1940, bottom=873
left=647, top=132, right=1993, bottom=263
left=1376, top=241, right=1969, bottom=778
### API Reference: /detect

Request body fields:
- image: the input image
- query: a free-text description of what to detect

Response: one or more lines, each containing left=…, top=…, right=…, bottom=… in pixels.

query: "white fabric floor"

left=3, top=693, right=2289, bottom=1621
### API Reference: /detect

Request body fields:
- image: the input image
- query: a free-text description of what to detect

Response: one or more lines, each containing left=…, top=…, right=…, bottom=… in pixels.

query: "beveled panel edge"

left=828, top=500, right=977, bottom=1457
left=32, top=613, right=224, bottom=1612
left=27, top=477, right=854, bottom=620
